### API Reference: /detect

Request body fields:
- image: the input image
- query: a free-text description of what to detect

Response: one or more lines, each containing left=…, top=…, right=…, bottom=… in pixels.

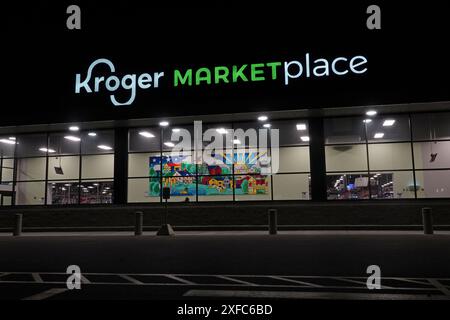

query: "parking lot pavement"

left=1, top=272, right=449, bottom=300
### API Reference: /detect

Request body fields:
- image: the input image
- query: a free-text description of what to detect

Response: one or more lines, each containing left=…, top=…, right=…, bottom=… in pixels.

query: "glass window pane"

left=1, top=158, right=14, bottom=182
left=277, top=146, right=310, bottom=173
left=412, top=112, right=450, bottom=141
left=16, top=134, right=48, bottom=158
left=416, top=170, right=450, bottom=198
left=413, top=141, right=450, bottom=169
left=81, top=154, right=114, bottom=179
left=233, top=148, right=270, bottom=175
left=80, top=180, right=113, bottom=204
left=199, top=150, right=232, bottom=175
left=163, top=177, right=197, bottom=202
left=325, top=145, right=368, bottom=172
left=270, top=120, right=309, bottom=146
left=162, top=152, right=196, bottom=176
left=235, top=175, right=271, bottom=201
left=325, top=117, right=365, bottom=144
left=369, top=171, right=415, bottom=199
left=48, top=133, right=80, bottom=156
left=47, top=181, right=79, bottom=204
left=273, top=174, right=310, bottom=200
left=327, top=173, right=370, bottom=200
left=15, top=181, right=45, bottom=205
left=0, top=136, right=16, bottom=158
left=368, top=143, right=413, bottom=170
left=162, top=125, right=194, bottom=152
left=128, top=178, right=161, bottom=203
left=202, top=123, right=233, bottom=150
left=198, top=175, right=233, bottom=201
left=128, top=152, right=161, bottom=178
left=81, top=130, right=114, bottom=154
left=16, top=157, right=46, bottom=181
left=366, top=115, right=410, bottom=143
left=129, top=128, right=161, bottom=152
left=47, top=156, right=80, bottom=180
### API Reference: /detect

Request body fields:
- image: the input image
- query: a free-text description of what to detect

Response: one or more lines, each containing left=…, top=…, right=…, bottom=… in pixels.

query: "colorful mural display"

left=148, top=152, right=269, bottom=197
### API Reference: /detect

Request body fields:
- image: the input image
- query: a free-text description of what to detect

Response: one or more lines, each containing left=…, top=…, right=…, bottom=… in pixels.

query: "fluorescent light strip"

left=296, top=124, right=307, bottom=131
left=0, top=139, right=16, bottom=145
left=97, top=145, right=112, bottom=150
left=64, top=135, right=81, bottom=142
left=374, top=133, right=384, bottom=139
left=383, top=119, right=396, bottom=126
left=139, top=131, right=155, bottom=138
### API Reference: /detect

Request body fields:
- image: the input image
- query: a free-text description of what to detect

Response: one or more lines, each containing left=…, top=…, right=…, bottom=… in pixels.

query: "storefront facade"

left=3, top=4, right=450, bottom=209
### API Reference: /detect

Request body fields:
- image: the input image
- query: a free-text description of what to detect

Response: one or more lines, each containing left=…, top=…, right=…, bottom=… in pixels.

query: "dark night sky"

left=2, top=1, right=450, bottom=126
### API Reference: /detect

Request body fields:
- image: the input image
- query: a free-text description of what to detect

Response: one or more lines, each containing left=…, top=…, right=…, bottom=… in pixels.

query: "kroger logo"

left=75, top=58, right=165, bottom=106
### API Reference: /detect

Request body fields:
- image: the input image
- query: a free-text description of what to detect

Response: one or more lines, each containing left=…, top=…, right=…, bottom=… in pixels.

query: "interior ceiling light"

left=88, top=132, right=97, bottom=137
left=139, top=131, right=155, bottom=138
left=233, top=139, right=241, bottom=145
left=69, top=126, right=80, bottom=131
left=366, top=110, right=377, bottom=116
left=216, top=128, right=228, bottom=134
left=363, top=119, right=372, bottom=123
left=164, top=142, right=175, bottom=147
left=263, top=123, right=271, bottom=128
left=374, top=133, right=384, bottom=139
left=39, top=147, right=56, bottom=153
left=296, top=124, right=307, bottom=131
left=172, top=128, right=181, bottom=133
left=159, top=121, right=169, bottom=127
left=97, top=145, right=113, bottom=150
left=383, top=119, right=396, bottom=126
left=0, top=139, right=16, bottom=145
left=300, top=136, right=310, bottom=142
left=64, top=135, right=81, bottom=142
left=258, top=115, right=268, bottom=121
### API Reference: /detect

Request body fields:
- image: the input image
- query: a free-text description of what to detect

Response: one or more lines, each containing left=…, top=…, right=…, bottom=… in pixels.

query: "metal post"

left=13, top=213, right=22, bottom=236
left=135, top=211, right=143, bottom=236
left=268, top=209, right=278, bottom=235
left=422, top=207, right=434, bottom=235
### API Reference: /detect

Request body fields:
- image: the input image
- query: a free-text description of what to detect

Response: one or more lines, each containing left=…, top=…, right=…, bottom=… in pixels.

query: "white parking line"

left=119, top=274, right=144, bottom=285
left=216, top=275, right=257, bottom=286
left=429, top=279, right=450, bottom=296
left=164, top=275, right=195, bottom=285
left=183, top=289, right=450, bottom=300
left=32, top=273, right=43, bottom=283
left=22, top=288, right=68, bottom=300
left=269, top=276, right=323, bottom=288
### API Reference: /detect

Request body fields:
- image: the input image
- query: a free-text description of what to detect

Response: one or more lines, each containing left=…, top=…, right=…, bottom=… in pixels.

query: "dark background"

left=2, top=1, right=450, bottom=126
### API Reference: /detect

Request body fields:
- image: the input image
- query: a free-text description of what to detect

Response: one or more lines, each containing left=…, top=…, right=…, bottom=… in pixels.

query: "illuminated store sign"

left=75, top=54, right=368, bottom=106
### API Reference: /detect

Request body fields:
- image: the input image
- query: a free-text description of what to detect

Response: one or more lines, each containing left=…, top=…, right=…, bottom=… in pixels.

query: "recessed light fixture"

left=64, top=135, right=81, bottom=142
left=363, top=119, right=372, bottom=123
left=139, top=131, right=155, bottom=138
left=69, top=126, right=79, bottom=131
left=88, top=186, right=94, bottom=189
left=8, top=137, right=16, bottom=141
left=164, top=142, right=175, bottom=147
left=61, top=187, right=67, bottom=191
left=172, top=128, right=181, bottom=133
left=263, top=123, right=271, bottom=128
left=383, top=119, right=396, bottom=126
left=296, top=124, right=307, bottom=131
left=39, top=147, right=56, bottom=153
left=97, top=145, right=113, bottom=150
left=300, top=136, right=310, bottom=142
left=374, top=133, right=384, bottom=139
left=366, top=110, right=377, bottom=116
left=159, top=121, right=169, bottom=127
left=0, top=139, right=16, bottom=145
left=233, top=139, right=241, bottom=145
left=93, top=183, right=99, bottom=186
left=258, top=115, right=268, bottom=121
left=216, top=128, right=228, bottom=134
left=88, top=132, right=97, bottom=137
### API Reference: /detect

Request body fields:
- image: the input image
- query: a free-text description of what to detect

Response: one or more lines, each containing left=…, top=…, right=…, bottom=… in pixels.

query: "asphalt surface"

left=1, top=233, right=450, bottom=300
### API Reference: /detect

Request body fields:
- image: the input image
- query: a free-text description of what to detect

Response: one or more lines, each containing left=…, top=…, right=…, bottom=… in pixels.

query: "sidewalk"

left=1, top=230, right=450, bottom=237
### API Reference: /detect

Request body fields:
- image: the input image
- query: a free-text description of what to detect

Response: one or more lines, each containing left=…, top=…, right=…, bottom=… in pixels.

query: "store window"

left=412, top=112, right=450, bottom=199
left=127, top=119, right=311, bottom=203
